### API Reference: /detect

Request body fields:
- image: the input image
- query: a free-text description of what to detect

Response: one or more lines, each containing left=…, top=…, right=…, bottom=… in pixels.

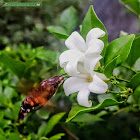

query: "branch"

left=61, top=125, right=79, bottom=140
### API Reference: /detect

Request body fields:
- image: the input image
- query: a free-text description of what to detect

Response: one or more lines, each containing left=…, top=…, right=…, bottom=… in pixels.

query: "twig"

left=116, top=77, right=130, bottom=83
left=61, top=125, right=79, bottom=140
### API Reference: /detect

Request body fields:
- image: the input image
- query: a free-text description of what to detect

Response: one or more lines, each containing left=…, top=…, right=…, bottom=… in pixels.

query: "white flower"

left=59, top=28, right=105, bottom=76
left=59, top=28, right=108, bottom=107
left=63, top=63, right=108, bottom=107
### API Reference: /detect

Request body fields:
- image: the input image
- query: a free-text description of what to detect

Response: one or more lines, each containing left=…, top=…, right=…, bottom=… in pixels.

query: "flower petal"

left=65, top=60, right=80, bottom=76
left=77, top=62, right=88, bottom=73
left=59, top=50, right=83, bottom=68
left=88, top=74, right=108, bottom=94
left=85, top=39, right=104, bottom=56
left=77, top=88, right=92, bottom=107
left=86, top=28, right=105, bottom=45
left=63, top=76, right=89, bottom=96
left=84, top=55, right=103, bottom=74
left=93, top=72, right=107, bottom=80
left=65, top=31, right=87, bottom=51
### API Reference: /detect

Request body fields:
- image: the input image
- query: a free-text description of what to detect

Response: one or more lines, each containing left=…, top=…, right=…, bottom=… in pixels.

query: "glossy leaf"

left=104, top=34, right=135, bottom=67
left=81, top=5, right=108, bottom=57
left=97, top=94, right=119, bottom=111
left=120, top=0, right=140, bottom=15
left=126, top=36, right=140, bottom=67
left=47, top=26, right=69, bottom=39
left=129, top=72, right=140, bottom=89
left=104, top=55, right=120, bottom=78
left=66, top=98, right=123, bottom=122
left=71, top=113, right=104, bottom=122
left=60, top=6, right=78, bottom=34
left=37, top=112, right=65, bottom=137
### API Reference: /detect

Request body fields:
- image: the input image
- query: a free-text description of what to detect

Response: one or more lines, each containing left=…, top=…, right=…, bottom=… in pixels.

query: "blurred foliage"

left=0, top=1, right=140, bottom=140
left=0, top=0, right=82, bottom=50
left=47, top=6, right=78, bottom=40
left=120, top=0, right=140, bottom=16
left=0, top=44, right=73, bottom=139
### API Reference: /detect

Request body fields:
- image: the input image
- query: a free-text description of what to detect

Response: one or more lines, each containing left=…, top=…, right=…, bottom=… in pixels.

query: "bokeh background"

left=0, top=0, right=140, bottom=140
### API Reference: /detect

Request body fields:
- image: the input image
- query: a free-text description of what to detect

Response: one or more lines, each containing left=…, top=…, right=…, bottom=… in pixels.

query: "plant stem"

left=116, top=77, right=130, bottom=83
left=108, top=90, right=127, bottom=94
left=61, top=125, right=79, bottom=140
left=108, top=91, right=120, bottom=94
left=121, top=65, right=137, bottom=73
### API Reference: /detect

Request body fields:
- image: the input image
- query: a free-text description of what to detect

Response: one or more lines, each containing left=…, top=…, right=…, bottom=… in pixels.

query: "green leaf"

left=12, top=102, right=21, bottom=120
left=35, top=49, right=60, bottom=64
left=0, top=119, right=11, bottom=129
left=0, top=52, right=26, bottom=78
left=4, top=87, right=18, bottom=99
left=126, top=36, right=140, bottom=67
left=3, top=102, right=21, bottom=120
left=49, top=133, right=65, bottom=140
left=37, top=112, right=65, bottom=137
left=66, top=98, right=123, bottom=122
left=60, top=6, right=78, bottom=34
left=81, top=5, right=108, bottom=57
left=71, top=113, right=104, bottom=122
left=4, top=108, right=14, bottom=120
left=37, top=124, right=46, bottom=138
left=97, top=94, right=119, bottom=111
left=120, top=0, right=140, bottom=15
left=0, top=82, right=2, bottom=93
left=36, top=110, right=50, bottom=120
left=104, top=34, right=135, bottom=67
left=0, top=111, right=4, bottom=121
left=0, top=88, right=9, bottom=107
left=129, top=72, right=140, bottom=89
left=9, top=132, right=21, bottom=140
left=0, top=81, right=8, bottom=106
left=44, top=112, right=65, bottom=136
left=47, top=26, right=69, bottom=39
left=104, top=55, right=120, bottom=78
left=0, top=135, right=7, bottom=140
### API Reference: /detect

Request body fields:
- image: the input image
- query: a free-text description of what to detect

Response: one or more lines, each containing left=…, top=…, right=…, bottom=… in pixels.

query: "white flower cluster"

left=59, top=28, right=108, bottom=107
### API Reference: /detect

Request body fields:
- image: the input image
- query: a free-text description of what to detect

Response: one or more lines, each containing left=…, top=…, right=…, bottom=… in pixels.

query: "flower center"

left=87, top=76, right=93, bottom=82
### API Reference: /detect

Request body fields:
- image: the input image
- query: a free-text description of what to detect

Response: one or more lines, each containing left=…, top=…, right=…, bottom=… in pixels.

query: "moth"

left=18, top=76, right=64, bottom=121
